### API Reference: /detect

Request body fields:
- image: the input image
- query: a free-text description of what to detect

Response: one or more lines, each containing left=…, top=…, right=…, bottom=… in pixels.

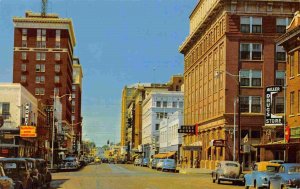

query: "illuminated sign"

left=265, top=86, right=283, bottom=125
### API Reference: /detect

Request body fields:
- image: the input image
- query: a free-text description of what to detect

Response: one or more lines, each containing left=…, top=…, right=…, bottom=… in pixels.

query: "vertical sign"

left=265, top=86, right=283, bottom=125
left=24, top=103, right=30, bottom=126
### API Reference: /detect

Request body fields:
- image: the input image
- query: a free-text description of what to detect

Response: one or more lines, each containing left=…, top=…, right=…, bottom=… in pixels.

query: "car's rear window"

left=165, top=159, right=174, bottom=163
left=288, top=166, right=300, bottom=173
left=266, top=166, right=278, bottom=172
left=225, top=163, right=238, bottom=167
left=3, top=163, right=16, bottom=169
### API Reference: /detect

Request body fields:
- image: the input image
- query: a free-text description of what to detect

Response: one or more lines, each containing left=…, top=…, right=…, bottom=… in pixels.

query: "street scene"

left=0, top=0, right=300, bottom=189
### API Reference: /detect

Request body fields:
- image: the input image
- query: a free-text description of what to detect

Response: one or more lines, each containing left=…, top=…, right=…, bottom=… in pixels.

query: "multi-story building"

left=0, top=83, right=40, bottom=157
left=277, top=11, right=300, bottom=163
left=12, top=11, right=77, bottom=154
left=159, top=111, right=183, bottom=159
left=142, top=91, right=184, bottom=159
left=121, top=75, right=183, bottom=160
left=179, top=0, right=298, bottom=169
left=72, top=57, right=83, bottom=153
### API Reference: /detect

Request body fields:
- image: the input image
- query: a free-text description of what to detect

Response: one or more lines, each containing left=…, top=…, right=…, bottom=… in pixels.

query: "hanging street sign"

left=20, top=126, right=37, bottom=138
left=265, top=86, right=283, bottom=126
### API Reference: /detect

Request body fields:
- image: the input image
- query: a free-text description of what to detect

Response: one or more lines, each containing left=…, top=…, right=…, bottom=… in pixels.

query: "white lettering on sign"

left=24, top=103, right=30, bottom=126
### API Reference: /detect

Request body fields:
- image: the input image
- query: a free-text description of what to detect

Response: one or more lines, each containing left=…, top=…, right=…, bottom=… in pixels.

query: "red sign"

left=285, top=126, right=290, bottom=142
left=1, top=149, right=9, bottom=154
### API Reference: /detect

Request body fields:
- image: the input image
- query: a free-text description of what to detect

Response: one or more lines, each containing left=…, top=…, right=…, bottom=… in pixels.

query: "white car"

left=60, top=157, right=80, bottom=170
left=156, top=159, right=164, bottom=171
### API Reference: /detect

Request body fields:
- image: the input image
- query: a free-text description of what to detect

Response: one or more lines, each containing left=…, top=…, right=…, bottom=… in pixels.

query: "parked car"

left=0, top=164, right=14, bottom=189
left=22, top=158, right=41, bottom=188
left=269, top=163, right=300, bottom=189
left=101, top=158, right=108, bottom=163
left=0, top=158, right=33, bottom=189
left=94, top=157, right=101, bottom=164
left=244, top=161, right=280, bottom=189
left=212, top=161, right=244, bottom=185
left=161, top=159, right=176, bottom=172
left=150, top=159, right=158, bottom=169
left=59, top=157, right=80, bottom=170
left=269, top=160, right=284, bottom=164
left=35, top=159, right=52, bottom=188
left=133, top=158, right=142, bottom=166
left=156, top=159, right=164, bottom=171
left=141, top=158, right=149, bottom=167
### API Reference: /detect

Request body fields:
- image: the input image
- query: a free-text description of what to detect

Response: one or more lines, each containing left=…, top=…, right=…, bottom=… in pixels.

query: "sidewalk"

left=177, top=167, right=212, bottom=175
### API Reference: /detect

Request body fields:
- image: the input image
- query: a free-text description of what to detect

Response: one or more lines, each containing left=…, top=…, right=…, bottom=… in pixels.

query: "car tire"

left=217, top=175, right=221, bottom=184
left=212, top=178, right=215, bottom=183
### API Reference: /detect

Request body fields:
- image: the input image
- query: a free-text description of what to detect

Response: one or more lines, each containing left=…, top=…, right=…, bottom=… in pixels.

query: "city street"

left=50, top=164, right=244, bottom=189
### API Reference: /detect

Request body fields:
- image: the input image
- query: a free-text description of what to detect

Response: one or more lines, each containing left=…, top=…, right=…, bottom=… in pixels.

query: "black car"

left=0, top=158, right=34, bottom=189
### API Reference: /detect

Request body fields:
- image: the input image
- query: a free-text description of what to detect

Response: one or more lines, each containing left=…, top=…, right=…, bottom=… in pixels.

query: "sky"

left=0, top=0, right=198, bottom=147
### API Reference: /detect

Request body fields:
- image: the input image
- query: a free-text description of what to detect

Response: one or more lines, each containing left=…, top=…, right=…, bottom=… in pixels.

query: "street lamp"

left=51, top=91, right=72, bottom=169
left=215, top=70, right=241, bottom=163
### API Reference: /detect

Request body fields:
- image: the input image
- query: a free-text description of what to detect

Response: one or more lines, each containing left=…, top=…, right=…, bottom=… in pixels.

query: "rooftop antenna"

left=41, top=0, right=48, bottom=17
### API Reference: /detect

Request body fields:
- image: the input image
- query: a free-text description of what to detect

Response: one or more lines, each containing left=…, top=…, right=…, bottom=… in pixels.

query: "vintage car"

left=141, top=158, right=149, bottom=167
left=35, top=159, right=52, bottom=188
left=133, top=158, right=142, bottom=166
left=21, top=158, right=41, bottom=188
left=244, top=161, right=281, bottom=189
left=0, top=164, right=14, bottom=189
left=161, top=159, right=176, bottom=172
left=212, top=161, right=244, bottom=185
left=150, top=159, right=158, bottom=169
left=59, top=157, right=80, bottom=170
left=156, top=159, right=164, bottom=171
left=0, top=158, right=33, bottom=189
left=269, top=163, right=300, bottom=189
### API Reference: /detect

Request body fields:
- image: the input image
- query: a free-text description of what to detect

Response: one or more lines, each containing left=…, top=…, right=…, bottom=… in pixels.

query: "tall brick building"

left=179, top=0, right=299, bottom=170
left=12, top=11, right=77, bottom=153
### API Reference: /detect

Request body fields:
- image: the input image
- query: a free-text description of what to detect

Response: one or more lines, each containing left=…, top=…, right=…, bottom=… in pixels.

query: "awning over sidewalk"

left=253, top=142, right=300, bottom=149
left=153, top=151, right=177, bottom=159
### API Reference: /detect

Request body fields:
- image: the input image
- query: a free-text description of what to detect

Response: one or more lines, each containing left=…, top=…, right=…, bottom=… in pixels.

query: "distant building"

left=159, top=111, right=183, bottom=158
left=142, top=91, right=184, bottom=159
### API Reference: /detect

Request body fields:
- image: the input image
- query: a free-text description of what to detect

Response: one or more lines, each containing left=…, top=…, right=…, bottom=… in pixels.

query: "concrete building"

left=12, top=11, right=78, bottom=154
left=142, top=91, right=184, bottom=159
left=72, top=57, right=83, bottom=153
left=120, top=76, right=183, bottom=160
left=0, top=83, right=40, bottom=157
left=159, top=111, right=183, bottom=158
left=179, top=0, right=299, bottom=170
left=275, top=11, right=300, bottom=163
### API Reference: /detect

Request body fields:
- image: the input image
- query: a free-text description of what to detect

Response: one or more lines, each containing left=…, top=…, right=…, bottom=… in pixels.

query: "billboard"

left=20, top=126, right=37, bottom=138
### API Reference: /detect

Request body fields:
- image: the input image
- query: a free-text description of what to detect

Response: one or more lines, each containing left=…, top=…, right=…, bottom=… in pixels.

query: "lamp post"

left=215, top=70, right=241, bottom=163
left=51, top=92, right=72, bottom=169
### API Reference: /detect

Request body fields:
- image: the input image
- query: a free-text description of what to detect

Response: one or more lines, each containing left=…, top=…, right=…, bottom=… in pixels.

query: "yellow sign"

left=20, top=126, right=37, bottom=138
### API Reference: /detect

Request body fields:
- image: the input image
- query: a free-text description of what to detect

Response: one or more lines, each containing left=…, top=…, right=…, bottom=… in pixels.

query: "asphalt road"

left=50, top=164, right=244, bottom=189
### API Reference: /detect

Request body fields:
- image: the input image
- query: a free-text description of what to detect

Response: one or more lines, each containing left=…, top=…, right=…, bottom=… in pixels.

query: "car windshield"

left=288, top=166, right=300, bottom=173
left=225, top=163, right=238, bottom=167
left=266, top=166, right=278, bottom=172
left=2, top=162, right=19, bottom=176
left=165, top=159, right=174, bottom=163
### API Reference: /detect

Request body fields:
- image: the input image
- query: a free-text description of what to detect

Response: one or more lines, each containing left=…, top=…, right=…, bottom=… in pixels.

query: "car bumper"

left=219, top=176, right=243, bottom=182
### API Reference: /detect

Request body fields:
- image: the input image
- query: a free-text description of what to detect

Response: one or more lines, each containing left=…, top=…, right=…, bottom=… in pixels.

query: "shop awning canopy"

left=153, top=151, right=177, bottom=159
left=253, top=142, right=300, bottom=149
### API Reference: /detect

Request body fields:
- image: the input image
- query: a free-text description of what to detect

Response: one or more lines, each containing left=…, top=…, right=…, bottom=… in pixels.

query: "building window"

left=179, top=101, right=184, bottom=108
left=240, top=96, right=261, bottom=113
left=55, top=53, right=60, bottom=61
left=22, top=29, right=27, bottom=35
left=240, top=17, right=262, bottom=33
left=21, top=75, right=26, bottom=82
left=276, top=45, right=286, bottom=61
left=172, top=101, right=177, bottom=108
left=240, top=70, right=262, bottom=87
left=72, top=93, right=75, bottom=98
left=21, top=52, right=27, bottom=60
left=240, top=43, right=262, bottom=60
left=156, top=101, right=161, bottom=107
left=37, top=29, right=46, bottom=48
left=251, top=130, right=261, bottom=138
left=276, top=18, right=292, bottom=33
left=275, top=97, right=284, bottom=114
left=35, top=88, right=40, bottom=95
left=72, top=115, right=75, bottom=121
left=39, top=88, right=45, bottom=95
left=155, top=124, right=160, bottom=130
left=36, top=52, right=46, bottom=61
left=54, top=76, right=60, bottom=83
left=72, top=101, right=75, bottom=106
left=35, top=76, right=40, bottom=83
left=163, top=101, right=167, bottom=108
left=55, top=64, right=60, bottom=72
left=54, top=88, right=59, bottom=95
left=21, top=64, right=26, bottom=71
left=72, top=85, right=76, bottom=91
left=275, top=70, right=285, bottom=86
left=0, top=103, right=10, bottom=119
left=55, top=41, right=60, bottom=48
left=290, top=54, right=295, bottom=77
left=22, top=29, right=27, bottom=47
left=72, top=106, right=75, bottom=113
left=40, top=76, right=45, bottom=83
left=290, top=92, right=295, bottom=115
left=22, top=40, right=27, bottom=48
